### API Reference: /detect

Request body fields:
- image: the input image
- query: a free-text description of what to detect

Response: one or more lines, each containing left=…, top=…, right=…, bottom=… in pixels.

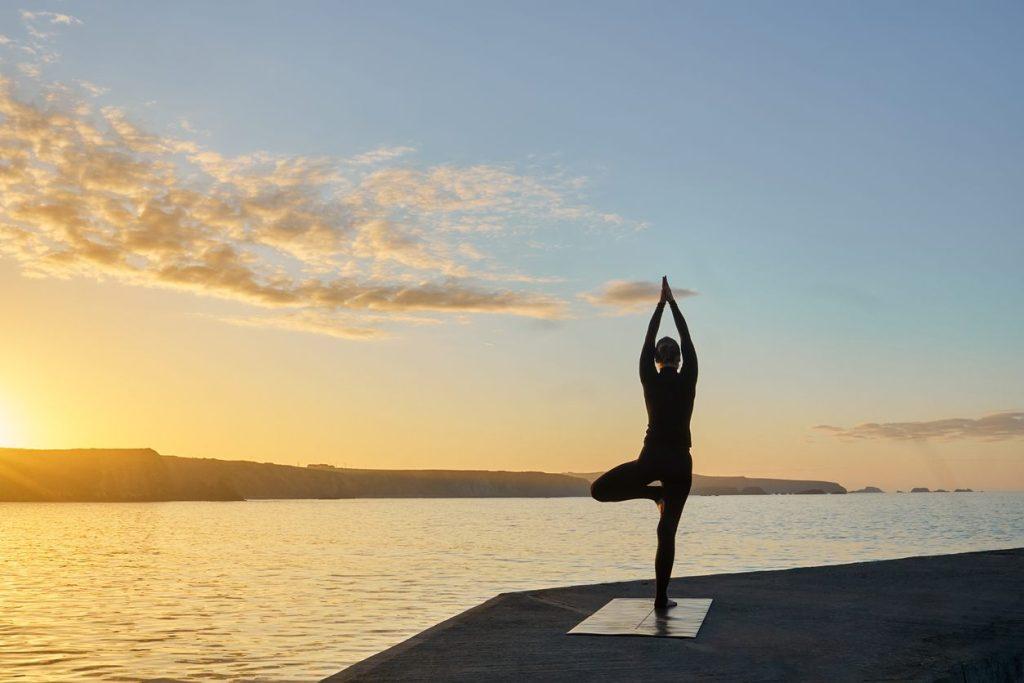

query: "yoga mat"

left=568, top=598, right=712, bottom=638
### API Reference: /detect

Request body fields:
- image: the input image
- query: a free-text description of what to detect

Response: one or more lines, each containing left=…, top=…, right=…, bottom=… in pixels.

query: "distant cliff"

left=567, top=471, right=847, bottom=495
left=0, top=448, right=589, bottom=502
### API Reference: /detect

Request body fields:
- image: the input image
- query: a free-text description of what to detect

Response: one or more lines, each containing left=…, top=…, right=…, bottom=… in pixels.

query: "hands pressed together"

left=660, top=275, right=674, bottom=304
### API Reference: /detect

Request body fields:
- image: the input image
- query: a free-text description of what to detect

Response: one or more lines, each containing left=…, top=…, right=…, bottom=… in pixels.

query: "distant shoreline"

left=3, top=492, right=1006, bottom=503
left=0, top=447, right=588, bottom=502
left=1, top=447, right=1001, bottom=502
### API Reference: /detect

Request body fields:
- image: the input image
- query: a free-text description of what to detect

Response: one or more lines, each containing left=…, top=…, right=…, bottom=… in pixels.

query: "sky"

left=0, top=1, right=1021, bottom=491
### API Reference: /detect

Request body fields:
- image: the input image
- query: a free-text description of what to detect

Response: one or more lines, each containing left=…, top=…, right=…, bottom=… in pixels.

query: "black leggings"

left=590, top=447, right=692, bottom=602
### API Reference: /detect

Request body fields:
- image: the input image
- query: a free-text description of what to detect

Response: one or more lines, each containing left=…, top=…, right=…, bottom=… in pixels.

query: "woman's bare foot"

left=654, top=597, right=677, bottom=609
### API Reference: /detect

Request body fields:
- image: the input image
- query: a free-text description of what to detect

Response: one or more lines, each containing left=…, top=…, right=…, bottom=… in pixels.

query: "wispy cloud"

left=0, top=54, right=635, bottom=338
left=348, top=145, right=416, bottom=165
left=8, top=9, right=82, bottom=73
left=75, top=80, right=109, bottom=97
left=20, top=11, right=83, bottom=27
left=580, top=279, right=698, bottom=314
left=813, top=411, right=1024, bottom=442
left=217, top=312, right=386, bottom=340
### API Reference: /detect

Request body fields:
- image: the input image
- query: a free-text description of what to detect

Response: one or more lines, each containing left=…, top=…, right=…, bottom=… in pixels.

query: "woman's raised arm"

left=668, top=296, right=697, bottom=381
left=640, top=287, right=667, bottom=381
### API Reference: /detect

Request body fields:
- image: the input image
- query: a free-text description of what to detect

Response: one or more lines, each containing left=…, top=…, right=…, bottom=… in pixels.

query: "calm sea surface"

left=2, top=493, right=1023, bottom=681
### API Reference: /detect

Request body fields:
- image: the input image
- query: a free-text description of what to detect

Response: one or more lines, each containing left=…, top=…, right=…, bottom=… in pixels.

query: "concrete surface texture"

left=326, top=548, right=1024, bottom=682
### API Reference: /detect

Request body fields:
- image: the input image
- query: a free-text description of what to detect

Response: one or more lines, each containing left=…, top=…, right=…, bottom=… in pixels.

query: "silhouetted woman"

left=590, top=276, right=697, bottom=608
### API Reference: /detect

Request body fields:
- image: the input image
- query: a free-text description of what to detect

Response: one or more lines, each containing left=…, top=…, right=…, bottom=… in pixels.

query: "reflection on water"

left=1, top=493, right=1022, bottom=681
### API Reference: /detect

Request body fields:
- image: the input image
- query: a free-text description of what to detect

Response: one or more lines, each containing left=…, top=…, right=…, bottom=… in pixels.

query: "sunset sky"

left=1, top=1, right=1021, bottom=491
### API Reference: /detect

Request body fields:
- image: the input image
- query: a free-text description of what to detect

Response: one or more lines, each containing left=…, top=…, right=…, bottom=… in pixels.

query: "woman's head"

left=655, top=336, right=680, bottom=369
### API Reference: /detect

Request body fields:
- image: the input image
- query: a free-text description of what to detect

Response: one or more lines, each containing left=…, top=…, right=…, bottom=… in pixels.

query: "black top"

left=640, top=300, right=698, bottom=450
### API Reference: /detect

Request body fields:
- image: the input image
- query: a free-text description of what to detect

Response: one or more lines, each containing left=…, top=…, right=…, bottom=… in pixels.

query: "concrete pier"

left=327, top=548, right=1024, bottom=682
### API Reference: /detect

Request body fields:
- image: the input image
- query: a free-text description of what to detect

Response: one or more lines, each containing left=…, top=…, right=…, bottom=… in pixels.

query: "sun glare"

left=0, top=403, right=17, bottom=447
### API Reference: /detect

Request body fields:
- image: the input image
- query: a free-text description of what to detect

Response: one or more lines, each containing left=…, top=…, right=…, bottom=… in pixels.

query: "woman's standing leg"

left=590, top=460, right=662, bottom=503
left=655, top=491, right=688, bottom=606
left=654, top=454, right=693, bottom=607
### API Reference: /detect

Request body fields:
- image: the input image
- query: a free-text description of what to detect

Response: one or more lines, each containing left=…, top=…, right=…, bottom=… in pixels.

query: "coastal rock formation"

left=851, top=486, right=884, bottom=493
left=911, top=487, right=931, bottom=493
left=0, top=449, right=852, bottom=502
left=0, top=448, right=589, bottom=502
left=697, top=486, right=740, bottom=496
left=567, top=472, right=846, bottom=495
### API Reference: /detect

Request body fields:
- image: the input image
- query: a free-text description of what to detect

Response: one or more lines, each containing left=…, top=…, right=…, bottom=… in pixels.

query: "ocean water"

left=1, top=492, right=1022, bottom=681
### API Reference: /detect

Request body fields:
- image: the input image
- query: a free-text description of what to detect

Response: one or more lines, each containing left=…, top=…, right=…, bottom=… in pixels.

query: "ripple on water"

left=0, top=494, right=1022, bottom=680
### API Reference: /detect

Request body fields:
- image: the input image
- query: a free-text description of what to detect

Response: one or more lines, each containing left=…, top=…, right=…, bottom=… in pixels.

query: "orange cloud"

left=0, top=76, right=630, bottom=338
left=813, top=411, right=1024, bottom=442
left=581, top=279, right=698, bottom=314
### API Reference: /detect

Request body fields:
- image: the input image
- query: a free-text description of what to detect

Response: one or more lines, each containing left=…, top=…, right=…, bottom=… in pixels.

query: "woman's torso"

left=642, top=369, right=695, bottom=450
